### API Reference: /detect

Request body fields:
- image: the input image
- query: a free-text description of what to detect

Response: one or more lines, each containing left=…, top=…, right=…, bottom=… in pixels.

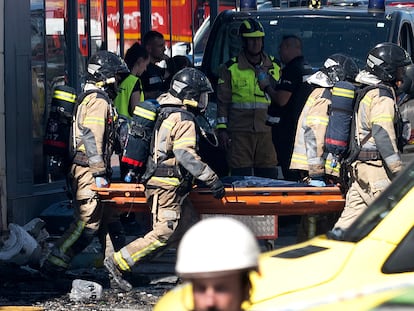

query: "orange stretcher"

left=92, top=183, right=345, bottom=240
left=92, top=183, right=345, bottom=216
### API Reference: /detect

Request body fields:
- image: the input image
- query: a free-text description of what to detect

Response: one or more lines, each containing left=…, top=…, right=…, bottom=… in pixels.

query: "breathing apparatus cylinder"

left=324, top=81, right=356, bottom=167
left=43, top=85, right=77, bottom=163
left=121, top=100, right=160, bottom=182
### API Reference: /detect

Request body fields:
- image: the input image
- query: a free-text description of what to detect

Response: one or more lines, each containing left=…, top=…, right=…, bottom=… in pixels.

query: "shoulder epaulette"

left=269, top=55, right=281, bottom=67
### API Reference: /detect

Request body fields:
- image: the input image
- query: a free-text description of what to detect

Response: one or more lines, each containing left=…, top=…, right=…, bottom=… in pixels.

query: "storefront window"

left=91, top=0, right=105, bottom=53
left=31, top=0, right=67, bottom=183
left=31, top=0, right=47, bottom=184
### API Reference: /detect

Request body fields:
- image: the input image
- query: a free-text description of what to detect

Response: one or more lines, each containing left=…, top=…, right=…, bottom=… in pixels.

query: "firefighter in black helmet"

left=290, top=53, right=359, bottom=186
left=42, top=51, right=130, bottom=277
left=329, top=43, right=412, bottom=240
left=216, top=18, right=281, bottom=178
left=104, top=67, right=225, bottom=292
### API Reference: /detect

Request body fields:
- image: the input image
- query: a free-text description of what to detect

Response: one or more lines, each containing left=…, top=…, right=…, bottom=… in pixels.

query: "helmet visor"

left=198, top=92, right=209, bottom=113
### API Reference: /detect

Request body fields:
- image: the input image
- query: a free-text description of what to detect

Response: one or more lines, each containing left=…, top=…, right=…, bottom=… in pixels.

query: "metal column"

left=210, top=0, right=219, bottom=24
left=66, top=0, right=79, bottom=91
left=140, top=1, right=151, bottom=42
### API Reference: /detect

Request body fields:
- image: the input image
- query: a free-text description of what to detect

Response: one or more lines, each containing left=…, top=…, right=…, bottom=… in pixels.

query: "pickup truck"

left=198, top=3, right=414, bottom=173
left=201, top=4, right=414, bottom=87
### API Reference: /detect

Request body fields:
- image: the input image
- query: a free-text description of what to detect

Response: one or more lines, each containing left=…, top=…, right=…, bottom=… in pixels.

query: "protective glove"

left=209, top=179, right=225, bottom=199
left=308, top=177, right=326, bottom=187
left=95, top=176, right=110, bottom=188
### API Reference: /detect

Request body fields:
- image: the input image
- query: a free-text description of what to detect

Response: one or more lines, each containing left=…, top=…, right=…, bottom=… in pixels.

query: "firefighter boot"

left=39, top=246, right=70, bottom=278
left=104, top=256, right=133, bottom=292
left=326, top=227, right=345, bottom=240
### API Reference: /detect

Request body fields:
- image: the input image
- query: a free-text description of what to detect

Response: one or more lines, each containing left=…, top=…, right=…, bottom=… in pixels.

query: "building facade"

left=0, top=0, right=228, bottom=232
left=0, top=0, right=144, bottom=231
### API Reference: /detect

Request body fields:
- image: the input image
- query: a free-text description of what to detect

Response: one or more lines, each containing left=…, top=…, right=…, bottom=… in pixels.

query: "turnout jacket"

left=354, top=86, right=402, bottom=174
left=216, top=50, right=281, bottom=133
left=146, top=93, right=220, bottom=188
left=73, top=87, right=117, bottom=177
left=290, top=87, right=339, bottom=177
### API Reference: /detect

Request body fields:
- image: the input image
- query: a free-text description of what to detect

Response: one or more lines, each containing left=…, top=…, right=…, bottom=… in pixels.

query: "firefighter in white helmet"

left=154, top=217, right=261, bottom=311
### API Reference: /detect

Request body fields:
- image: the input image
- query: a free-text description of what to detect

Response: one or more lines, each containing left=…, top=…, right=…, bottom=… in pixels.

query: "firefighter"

left=154, top=217, right=261, bottom=311
left=216, top=18, right=281, bottom=178
left=289, top=54, right=359, bottom=241
left=290, top=53, right=359, bottom=187
left=104, top=67, right=226, bottom=291
left=329, top=43, right=412, bottom=239
left=41, top=51, right=130, bottom=274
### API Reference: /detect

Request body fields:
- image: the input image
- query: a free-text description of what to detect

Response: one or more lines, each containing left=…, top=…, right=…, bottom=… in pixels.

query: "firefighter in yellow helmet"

left=154, top=217, right=261, bottom=311
left=216, top=18, right=281, bottom=178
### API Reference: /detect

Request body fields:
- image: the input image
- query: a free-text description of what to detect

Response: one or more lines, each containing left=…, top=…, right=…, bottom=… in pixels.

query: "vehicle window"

left=382, top=226, right=414, bottom=273
left=399, top=22, right=414, bottom=57
left=193, top=17, right=211, bottom=55
left=344, top=161, right=414, bottom=242
left=206, top=15, right=392, bottom=79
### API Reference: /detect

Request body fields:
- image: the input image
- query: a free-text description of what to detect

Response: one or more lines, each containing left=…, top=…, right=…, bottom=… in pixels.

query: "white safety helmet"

left=175, top=217, right=260, bottom=278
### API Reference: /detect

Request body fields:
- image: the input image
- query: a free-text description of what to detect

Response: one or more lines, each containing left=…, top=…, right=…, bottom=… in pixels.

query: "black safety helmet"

left=87, top=50, right=129, bottom=99
left=87, top=50, right=129, bottom=83
left=399, top=64, right=414, bottom=95
left=169, top=67, right=213, bottom=112
left=321, top=53, right=359, bottom=84
left=366, top=42, right=412, bottom=82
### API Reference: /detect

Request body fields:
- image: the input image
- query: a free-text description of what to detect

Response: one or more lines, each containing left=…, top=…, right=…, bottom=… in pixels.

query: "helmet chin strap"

left=183, top=98, right=198, bottom=108
left=95, top=77, right=116, bottom=87
left=194, top=114, right=219, bottom=148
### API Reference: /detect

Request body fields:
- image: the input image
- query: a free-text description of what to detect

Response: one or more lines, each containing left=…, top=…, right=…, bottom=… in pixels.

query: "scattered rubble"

left=0, top=260, right=178, bottom=310
left=0, top=218, right=178, bottom=311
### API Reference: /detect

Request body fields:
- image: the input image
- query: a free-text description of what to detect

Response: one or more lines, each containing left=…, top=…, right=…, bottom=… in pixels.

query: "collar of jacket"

left=158, top=92, right=185, bottom=106
left=238, top=50, right=274, bottom=70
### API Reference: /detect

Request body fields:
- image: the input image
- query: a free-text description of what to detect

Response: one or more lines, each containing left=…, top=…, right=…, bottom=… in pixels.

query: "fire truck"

left=105, top=0, right=235, bottom=51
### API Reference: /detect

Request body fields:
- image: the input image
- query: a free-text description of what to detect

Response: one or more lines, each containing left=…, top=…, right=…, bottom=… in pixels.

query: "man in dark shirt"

left=141, top=30, right=170, bottom=99
left=258, top=35, right=314, bottom=181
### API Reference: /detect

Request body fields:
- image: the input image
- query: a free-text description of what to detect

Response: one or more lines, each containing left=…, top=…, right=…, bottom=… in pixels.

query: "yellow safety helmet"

left=239, top=18, right=265, bottom=38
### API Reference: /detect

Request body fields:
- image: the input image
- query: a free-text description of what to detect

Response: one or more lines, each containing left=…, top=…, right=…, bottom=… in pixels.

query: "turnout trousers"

left=113, top=186, right=198, bottom=271
left=334, top=160, right=392, bottom=230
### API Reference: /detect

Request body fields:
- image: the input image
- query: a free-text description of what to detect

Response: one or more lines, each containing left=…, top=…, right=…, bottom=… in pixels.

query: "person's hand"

left=217, top=129, right=231, bottom=150
left=209, top=179, right=225, bottom=199
left=255, top=66, right=271, bottom=91
left=95, top=176, right=109, bottom=188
